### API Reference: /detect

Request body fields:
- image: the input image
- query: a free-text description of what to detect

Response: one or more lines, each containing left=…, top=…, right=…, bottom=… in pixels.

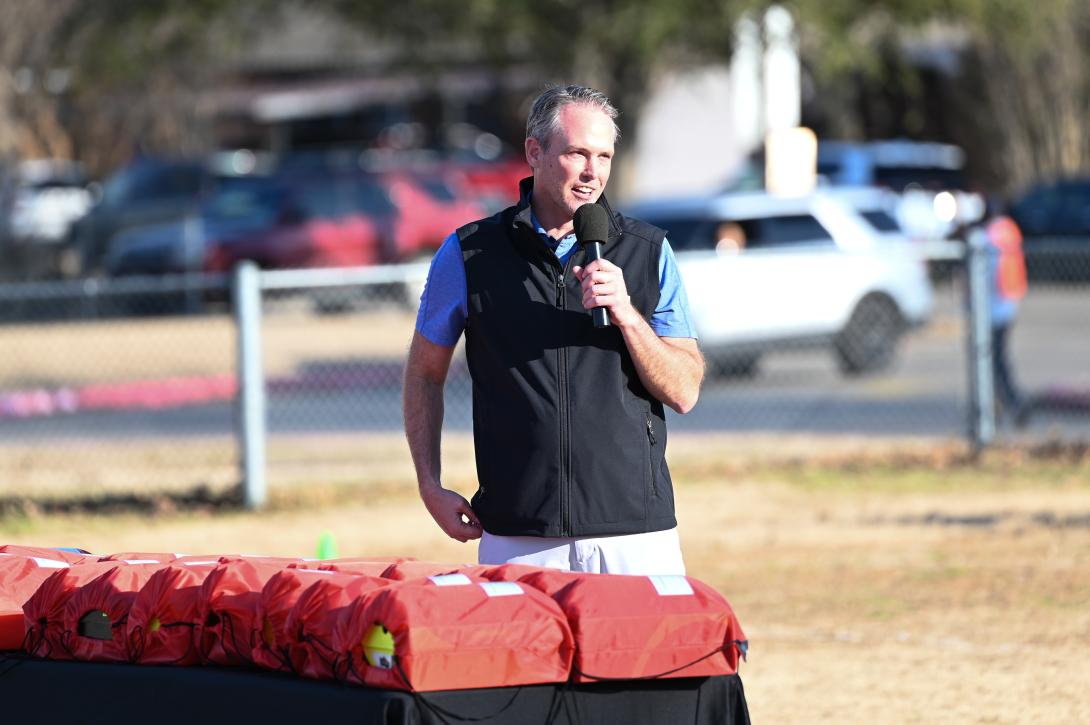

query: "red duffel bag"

left=517, top=570, right=748, bottom=682
left=22, top=561, right=132, bottom=660
left=0, top=554, right=70, bottom=650
left=334, top=573, right=574, bottom=691
left=127, top=560, right=221, bottom=665
left=251, top=568, right=367, bottom=672
left=60, top=562, right=167, bottom=662
left=283, top=572, right=389, bottom=680
left=197, top=558, right=292, bottom=666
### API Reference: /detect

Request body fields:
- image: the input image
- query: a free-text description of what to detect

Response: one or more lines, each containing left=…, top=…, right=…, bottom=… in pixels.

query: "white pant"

left=478, top=527, right=686, bottom=575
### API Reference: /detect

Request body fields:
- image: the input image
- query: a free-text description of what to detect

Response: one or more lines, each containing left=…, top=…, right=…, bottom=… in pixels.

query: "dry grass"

left=2, top=438, right=1089, bottom=723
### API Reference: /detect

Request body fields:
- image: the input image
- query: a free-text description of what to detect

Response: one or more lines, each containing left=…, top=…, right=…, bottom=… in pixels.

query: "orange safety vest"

left=988, top=216, right=1027, bottom=301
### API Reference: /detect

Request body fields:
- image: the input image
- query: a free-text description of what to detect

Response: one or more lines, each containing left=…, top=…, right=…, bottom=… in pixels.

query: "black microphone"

left=573, top=203, right=610, bottom=328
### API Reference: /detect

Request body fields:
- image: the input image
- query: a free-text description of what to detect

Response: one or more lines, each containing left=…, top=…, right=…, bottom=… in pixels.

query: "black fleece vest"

left=458, top=179, right=677, bottom=537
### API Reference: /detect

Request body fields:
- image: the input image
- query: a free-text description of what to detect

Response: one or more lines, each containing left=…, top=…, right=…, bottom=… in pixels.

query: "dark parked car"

left=69, top=158, right=211, bottom=276
left=105, top=175, right=289, bottom=276
left=1010, top=178, right=1090, bottom=282
left=68, top=152, right=274, bottom=276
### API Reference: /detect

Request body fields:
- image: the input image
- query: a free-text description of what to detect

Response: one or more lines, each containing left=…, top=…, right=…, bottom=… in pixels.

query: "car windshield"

left=644, top=212, right=835, bottom=251
left=860, top=210, right=901, bottom=232
left=203, top=177, right=284, bottom=228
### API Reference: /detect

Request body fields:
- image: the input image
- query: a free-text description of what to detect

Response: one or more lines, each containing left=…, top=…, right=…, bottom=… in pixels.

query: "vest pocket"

left=645, top=414, right=658, bottom=496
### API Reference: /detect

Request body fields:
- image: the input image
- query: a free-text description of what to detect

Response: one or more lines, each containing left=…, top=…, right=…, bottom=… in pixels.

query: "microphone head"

left=574, top=203, right=609, bottom=246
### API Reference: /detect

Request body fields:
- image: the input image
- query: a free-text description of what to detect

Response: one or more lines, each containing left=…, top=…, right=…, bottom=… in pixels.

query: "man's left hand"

left=572, top=259, right=640, bottom=327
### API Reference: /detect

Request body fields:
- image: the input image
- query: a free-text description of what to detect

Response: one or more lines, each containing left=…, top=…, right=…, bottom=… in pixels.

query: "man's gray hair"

left=526, top=84, right=620, bottom=147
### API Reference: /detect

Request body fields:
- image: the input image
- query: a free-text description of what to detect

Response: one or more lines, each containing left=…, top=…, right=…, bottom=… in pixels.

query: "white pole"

left=763, top=5, right=801, bottom=133
left=234, top=261, right=267, bottom=508
left=967, top=231, right=995, bottom=450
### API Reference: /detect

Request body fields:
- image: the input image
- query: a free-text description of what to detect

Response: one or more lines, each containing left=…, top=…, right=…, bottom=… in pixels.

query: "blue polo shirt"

left=416, top=211, right=697, bottom=347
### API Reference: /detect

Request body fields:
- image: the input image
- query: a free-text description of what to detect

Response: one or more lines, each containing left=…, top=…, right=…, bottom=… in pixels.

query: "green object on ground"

left=317, top=530, right=339, bottom=559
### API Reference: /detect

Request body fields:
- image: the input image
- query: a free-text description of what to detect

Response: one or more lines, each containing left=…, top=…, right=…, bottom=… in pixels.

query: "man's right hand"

left=420, top=485, right=482, bottom=542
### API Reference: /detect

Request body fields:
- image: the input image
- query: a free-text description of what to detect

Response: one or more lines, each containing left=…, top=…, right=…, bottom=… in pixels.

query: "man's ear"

left=524, top=136, right=541, bottom=170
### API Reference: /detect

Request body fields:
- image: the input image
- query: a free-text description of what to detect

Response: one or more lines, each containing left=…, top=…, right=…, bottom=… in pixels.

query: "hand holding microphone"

left=573, top=203, right=616, bottom=328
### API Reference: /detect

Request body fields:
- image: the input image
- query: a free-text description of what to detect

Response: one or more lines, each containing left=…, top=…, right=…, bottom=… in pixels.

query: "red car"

left=381, top=170, right=488, bottom=261
left=204, top=174, right=389, bottom=272
left=205, top=165, right=498, bottom=273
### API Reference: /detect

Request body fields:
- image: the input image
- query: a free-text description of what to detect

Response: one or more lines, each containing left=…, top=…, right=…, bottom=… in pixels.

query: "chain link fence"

left=1, top=244, right=1087, bottom=503
left=0, top=274, right=238, bottom=504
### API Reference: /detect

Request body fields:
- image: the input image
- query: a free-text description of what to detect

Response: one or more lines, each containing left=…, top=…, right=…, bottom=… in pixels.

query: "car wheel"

left=834, top=295, right=904, bottom=376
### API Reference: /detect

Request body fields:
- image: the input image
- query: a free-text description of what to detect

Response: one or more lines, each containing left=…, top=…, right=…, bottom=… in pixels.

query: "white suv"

left=627, top=187, right=933, bottom=376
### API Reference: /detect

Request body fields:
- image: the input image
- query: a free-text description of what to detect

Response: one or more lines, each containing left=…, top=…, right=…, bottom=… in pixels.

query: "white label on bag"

left=648, top=575, right=694, bottom=596
left=31, top=557, right=70, bottom=569
left=480, top=582, right=523, bottom=597
left=180, top=560, right=219, bottom=566
left=428, top=573, right=472, bottom=587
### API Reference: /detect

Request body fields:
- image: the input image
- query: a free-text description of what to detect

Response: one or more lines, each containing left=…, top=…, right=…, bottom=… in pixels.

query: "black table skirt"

left=0, top=653, right=749, bottom=724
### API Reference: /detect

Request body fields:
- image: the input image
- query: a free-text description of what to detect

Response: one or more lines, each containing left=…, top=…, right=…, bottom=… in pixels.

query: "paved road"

left=1, top=284, right=1087, bottom=442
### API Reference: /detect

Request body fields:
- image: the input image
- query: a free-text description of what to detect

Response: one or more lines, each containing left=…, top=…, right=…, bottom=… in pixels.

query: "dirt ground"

left=2, top=437, right=1089, bottom=723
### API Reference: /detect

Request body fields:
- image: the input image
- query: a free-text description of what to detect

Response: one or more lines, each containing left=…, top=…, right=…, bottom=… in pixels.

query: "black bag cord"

left=540, top=673, right=576, bottom=725
left=58, top=627, right=75, bottom=659
left=21, top=621, right=48, bottom=658
left=128, top=624, right=145, bottom=661
left=249, top=618, right=295, bottom=673
left=128, top=620, right=200, bottom=665
left=256, top=635, right=296, bottom=674
left=217, top=610, right=256, bottom=664
left=569, top=640, right=746, bottom=683
left=297, top=629, right=338, bottom=671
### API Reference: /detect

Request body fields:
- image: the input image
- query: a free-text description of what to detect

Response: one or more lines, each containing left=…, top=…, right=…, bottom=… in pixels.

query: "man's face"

left=525, top=104, right=615, bottom=230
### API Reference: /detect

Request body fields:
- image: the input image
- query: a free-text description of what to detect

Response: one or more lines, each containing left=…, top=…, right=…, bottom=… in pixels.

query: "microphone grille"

left=574, top=203, right=609, bottom=244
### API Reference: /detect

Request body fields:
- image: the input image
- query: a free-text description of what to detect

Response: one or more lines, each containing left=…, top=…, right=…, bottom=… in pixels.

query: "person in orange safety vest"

left=973, top=205, right=1028, bottom=425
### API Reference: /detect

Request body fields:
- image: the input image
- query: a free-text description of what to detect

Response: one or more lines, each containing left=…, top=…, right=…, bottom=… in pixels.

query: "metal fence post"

left=234, top=261, right=267, bottom=509
left=966, top=230, right=995, bottom=451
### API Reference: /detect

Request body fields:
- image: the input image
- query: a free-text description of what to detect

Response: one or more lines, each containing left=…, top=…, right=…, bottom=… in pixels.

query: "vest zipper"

left=646, top=414, right=658, bottom=496
left=556, top=258, right=575, bottom=537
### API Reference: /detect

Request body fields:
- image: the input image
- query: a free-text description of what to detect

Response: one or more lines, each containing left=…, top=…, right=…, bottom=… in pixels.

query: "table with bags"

left=1, top=546, right=751, bottom=724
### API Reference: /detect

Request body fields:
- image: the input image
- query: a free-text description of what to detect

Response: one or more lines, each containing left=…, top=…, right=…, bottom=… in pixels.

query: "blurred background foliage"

left=0, top=0, right=1087, bottom=191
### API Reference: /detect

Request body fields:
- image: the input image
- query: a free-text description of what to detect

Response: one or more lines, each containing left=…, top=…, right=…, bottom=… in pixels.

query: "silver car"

left=628, top=187, right=934, bottom=376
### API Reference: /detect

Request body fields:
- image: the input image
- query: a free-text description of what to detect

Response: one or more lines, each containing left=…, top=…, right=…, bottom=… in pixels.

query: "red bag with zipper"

left=0, top=553, right=71, bottom=650
left=333, top=573, right=573, bottom=691
left=60, top=562, right=166, bottom=662
left=127, top=559, right=221, bottom=665
left=517, top=570, right=748, bottom=682
left=283, top=571, right=389, bottom=680
left=251, top=568, right=376, bottom=672
left=22, top=561, right=132, bottom=660
left=197, top=558, right=292, bottom=666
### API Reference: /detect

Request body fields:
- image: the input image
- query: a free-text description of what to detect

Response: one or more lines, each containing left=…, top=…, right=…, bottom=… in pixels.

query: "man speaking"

left=403, top=84, right=704, bottom=575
